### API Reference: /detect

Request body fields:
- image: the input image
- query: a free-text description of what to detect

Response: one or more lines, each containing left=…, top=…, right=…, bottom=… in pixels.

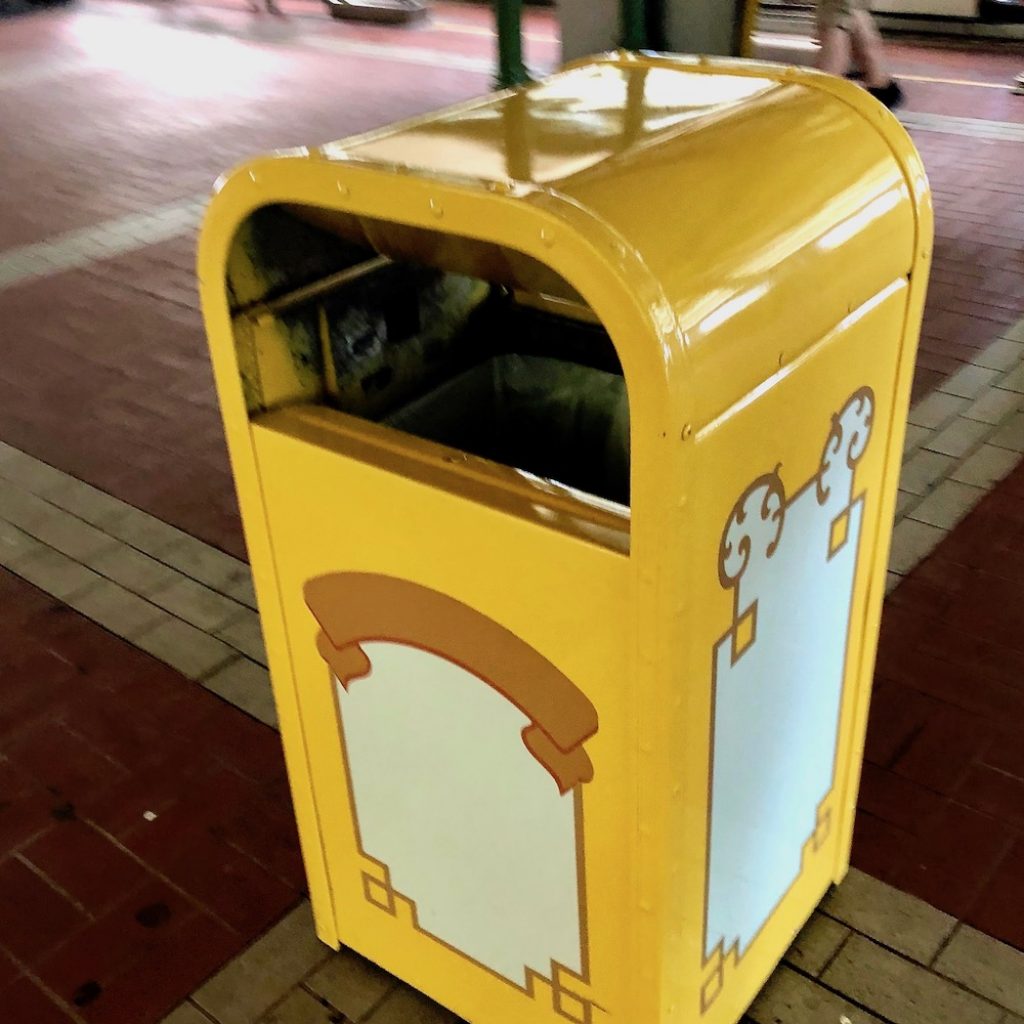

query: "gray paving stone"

left=895, top=489, right=918, bottom=517
left=0, top=520, right=43, bottom=568
left=14, top=546, right=104, bottom=601
left=998, top=364, right=1024, bottom=394
left=900, top=449, right=958, bottom=496
left=907, top=479, right=986, bottom=530
left=903, top=423, right=932, bottom=455
left=194, top=902, right=330, bottom=1024
left=86, top=543, right=185, bottom=597
left=158, top=1002, right=216, bottom=1024
left=823, top=934, right=1003, bottom=1024
left=365, top=985, right=458, bottom=1024
left=0, top=478, right=44, bottom=525
left=963, top=388, right=1022, bottom=426
left=215, top=610, right=267, bottom=664
left=822, top=869, right=956, bottom=964
left=783, top=913, right=850, bottom=976
left=305, top=948, right=396, bottom=1021
left=951, top=444, right=1022, bottom=489
left=259, top=989, right=338, bottom=1024
left=204, top=658, right=277, bottom=727
left=924, top=416, right=992, bottom=459
left=134, top=616, right=235, bottom=680
left=40, top=474, right=132, bottom=528
left=0, top=449, right=69, bottom=495
left=150, top=576, right=245, bottom=633
left=935, top=926, right=1024, bottom=1016
left=908, top=391, right=969, bottom=430
left=99, top=505, right=192, bottom=557
left=159, top=536, right=252, bottom=598
left=68, top=579, right=166, bottom=640
left=969, top=337, right=1024, bottom=372
left=0, top=198, right=207, bottom=290
left=1004, top=319, right=1024, bottom=344
left=224, top=571, right=258, bottom=609
left=939, top=364, right=1001, bottom=400
left=888, top=519, right=947, bottom=576
left=748, top=964, right=883, bottom=1024
left=989, top=413, right=1024, bottom=453
left=29, top=506, right=119, bottom=564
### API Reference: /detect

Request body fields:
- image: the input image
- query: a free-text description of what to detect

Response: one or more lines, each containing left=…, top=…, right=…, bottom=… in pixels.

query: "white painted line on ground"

left=899, top=110, right=1024, bottom=143
left=0, top=197, right=207, bottom=291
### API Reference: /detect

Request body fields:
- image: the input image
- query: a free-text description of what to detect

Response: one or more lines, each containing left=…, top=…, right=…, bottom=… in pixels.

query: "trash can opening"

left=226, top=204, right=631, bottom=508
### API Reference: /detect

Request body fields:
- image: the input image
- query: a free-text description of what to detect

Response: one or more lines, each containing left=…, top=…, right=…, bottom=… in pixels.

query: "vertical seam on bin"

left=247, top=423, right=343, bottom=942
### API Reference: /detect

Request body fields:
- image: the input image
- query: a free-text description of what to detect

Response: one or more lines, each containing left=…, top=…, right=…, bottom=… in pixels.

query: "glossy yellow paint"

left=198, top=54, right=931, bottom=1024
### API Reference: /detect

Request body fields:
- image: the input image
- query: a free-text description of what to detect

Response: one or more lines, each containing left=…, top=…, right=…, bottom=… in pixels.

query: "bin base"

left=323, top=0, right=429, bottom=24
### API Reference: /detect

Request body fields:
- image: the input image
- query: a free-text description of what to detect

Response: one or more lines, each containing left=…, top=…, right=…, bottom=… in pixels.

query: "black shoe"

left=845, top=69, right=864, bottom=81
left=868, top=80, right=905, bottom=109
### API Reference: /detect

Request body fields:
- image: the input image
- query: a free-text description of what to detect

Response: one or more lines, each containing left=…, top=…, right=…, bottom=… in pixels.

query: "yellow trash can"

left=198, top=53, right=932, bottom=1024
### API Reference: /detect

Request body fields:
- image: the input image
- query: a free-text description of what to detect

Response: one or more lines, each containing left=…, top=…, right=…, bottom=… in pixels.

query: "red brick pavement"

left=0, top=569, right=304, bottom=1024
left=858, top=461, right=1024, bottom=951
left=913, top=129, right=1024, bottom=399
left=886, top=40, right=1024, bottom=123
left=1, top=0, right=1024, bottom=990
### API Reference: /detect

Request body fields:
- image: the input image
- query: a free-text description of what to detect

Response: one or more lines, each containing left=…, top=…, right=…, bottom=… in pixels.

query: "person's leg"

left=850, top=4, right=903, bottom=107
left=848, top=6, right=889, bottom=89
left=815, top=0, right=852, bottom=77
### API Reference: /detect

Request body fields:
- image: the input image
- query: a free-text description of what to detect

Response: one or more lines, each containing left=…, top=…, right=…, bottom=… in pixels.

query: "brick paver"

left=2, top=2, right=1024, bottom=1022
left=0, top=568, right=303, bottom=1023
left=864, top=458, right=1024, bottom=947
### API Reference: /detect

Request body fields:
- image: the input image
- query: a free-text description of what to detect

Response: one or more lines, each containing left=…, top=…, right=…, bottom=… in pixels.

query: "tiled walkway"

left=0, top=567, right=303, bottom=1023
left=864, top=456, right=1024, bottom=950
left=1, top=1, right=1024, bottom=1022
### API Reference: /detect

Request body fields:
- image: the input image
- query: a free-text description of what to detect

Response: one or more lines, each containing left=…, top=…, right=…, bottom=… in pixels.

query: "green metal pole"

left=495, top=0, right=529, bottom=89
left=620, top=0, right=648, bottom=51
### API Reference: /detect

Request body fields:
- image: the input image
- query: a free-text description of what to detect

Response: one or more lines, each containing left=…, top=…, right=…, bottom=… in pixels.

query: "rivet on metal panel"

left=488, top=180, right=515, bottom=195
left=540, top=228, right=556, bottom=247
left=429, top=199, right=444, bottom=219
left=248, top=170, right=259, bottom=184
left=681, top=423, right=693, bottom=440
left=336, top=182, right=350, bottom=198
left=778, top=351, right=785, bottom=368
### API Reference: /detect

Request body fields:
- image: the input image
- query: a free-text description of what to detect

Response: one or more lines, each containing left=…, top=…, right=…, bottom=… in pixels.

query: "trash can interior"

left=228, top=204, right=631, bottom=506
left=386, top=354, right=629, bottom=506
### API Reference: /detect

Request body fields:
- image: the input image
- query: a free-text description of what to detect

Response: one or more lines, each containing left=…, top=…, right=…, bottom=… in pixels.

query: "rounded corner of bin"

left=772, top=69, right=932, bottom=242
left=196, top=153, right=294, bottom=280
